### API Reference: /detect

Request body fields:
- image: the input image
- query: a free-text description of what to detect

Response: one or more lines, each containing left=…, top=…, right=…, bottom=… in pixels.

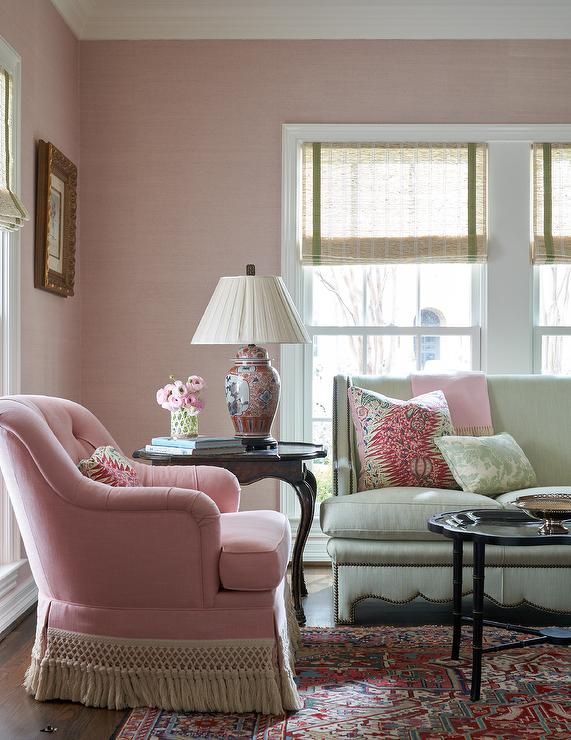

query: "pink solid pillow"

left=78, top=446, right=141, bottom=487
left=348, top=386, right=459, bottom=491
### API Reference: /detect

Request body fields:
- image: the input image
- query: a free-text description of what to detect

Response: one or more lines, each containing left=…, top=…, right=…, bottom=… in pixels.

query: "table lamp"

left=191, top=264, right=310, bottom=448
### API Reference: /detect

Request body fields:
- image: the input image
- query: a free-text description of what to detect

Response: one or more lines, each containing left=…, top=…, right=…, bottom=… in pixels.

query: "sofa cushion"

left=320, top=487, right=501, bottom=541
left=435, top=432, right=537, bottom=496
left=219, top=510, right=290, bottom=591
left=348, top=386, right=458, bottom=491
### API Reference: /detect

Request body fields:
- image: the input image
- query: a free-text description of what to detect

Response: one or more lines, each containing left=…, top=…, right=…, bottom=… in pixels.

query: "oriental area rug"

left=113, top=626, right=570, bottom=739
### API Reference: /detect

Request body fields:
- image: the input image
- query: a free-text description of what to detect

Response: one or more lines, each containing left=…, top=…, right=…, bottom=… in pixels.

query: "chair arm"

left=42, top=481, right=223, bottom=609
left=132, top=463, right=240, bottom=513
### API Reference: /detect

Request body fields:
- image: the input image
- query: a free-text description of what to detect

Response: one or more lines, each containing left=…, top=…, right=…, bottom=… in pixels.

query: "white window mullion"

left=281, top=128, right=310, bottom=521
left=485, top=141, right=533, bottom=373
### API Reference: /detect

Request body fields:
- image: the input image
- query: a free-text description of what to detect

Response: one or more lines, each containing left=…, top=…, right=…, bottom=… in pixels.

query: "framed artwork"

left=34, top=140, right=77, bottom=297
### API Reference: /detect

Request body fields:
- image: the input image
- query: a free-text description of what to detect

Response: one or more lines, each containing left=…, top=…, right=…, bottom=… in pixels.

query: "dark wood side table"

left=133, top=442, right=327, bottom=625
left=428, top=509, right=571, bottom=701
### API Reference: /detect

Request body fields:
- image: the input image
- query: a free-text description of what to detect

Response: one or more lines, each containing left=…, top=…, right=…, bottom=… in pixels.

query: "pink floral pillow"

left=78, top=446, right=141, bottom=487
left=348, top=387, right=459, bottom=491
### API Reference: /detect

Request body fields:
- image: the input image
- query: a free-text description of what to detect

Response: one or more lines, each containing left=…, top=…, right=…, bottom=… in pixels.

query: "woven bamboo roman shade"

left=0, top=67, right=28, bottom=232
left=533, top=143, right=571, bottom=264
left=301, top=142, right=487, bottom=265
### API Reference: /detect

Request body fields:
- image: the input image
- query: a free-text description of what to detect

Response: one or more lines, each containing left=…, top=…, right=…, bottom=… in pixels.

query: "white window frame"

left=281, top=123, right=571, bottom=561
left=0, top=36, right=34, bottom=636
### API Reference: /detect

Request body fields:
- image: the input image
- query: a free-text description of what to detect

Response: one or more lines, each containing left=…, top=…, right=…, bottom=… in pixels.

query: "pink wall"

left=0, top=0, right=81, bottom=400
left=79, top=39, right=571, bottom=508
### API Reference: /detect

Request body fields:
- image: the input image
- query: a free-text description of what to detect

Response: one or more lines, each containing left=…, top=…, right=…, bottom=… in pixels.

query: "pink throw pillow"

left=78, top=446, right=141, bottom=487
left=348, top=387, right=459, bottom=491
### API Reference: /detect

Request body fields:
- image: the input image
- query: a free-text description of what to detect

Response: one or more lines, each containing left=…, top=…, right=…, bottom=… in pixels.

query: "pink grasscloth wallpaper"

left=0, top=0, right=81, bottom=400
left=79, top=39, right=571, bottom=507
left=2, top=16, right=571, bottom=512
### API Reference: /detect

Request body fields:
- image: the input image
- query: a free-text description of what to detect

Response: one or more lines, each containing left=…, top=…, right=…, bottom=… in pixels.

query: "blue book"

left=150, top=435, right=242, bottom=449
left=145, top=444, right=243, bottom=456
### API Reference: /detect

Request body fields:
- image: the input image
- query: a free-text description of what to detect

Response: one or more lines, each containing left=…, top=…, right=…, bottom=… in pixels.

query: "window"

left=300, top=139, right=485, bottom=503
left=536, top=266, right=571, bottom=374
left=308, top=262, right=479, bottom=501
left=0, top=35, right=29, bottom=634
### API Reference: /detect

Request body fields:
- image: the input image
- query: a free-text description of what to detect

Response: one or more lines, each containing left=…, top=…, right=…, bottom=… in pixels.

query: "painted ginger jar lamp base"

left=225, top=344, right=280, bottom=449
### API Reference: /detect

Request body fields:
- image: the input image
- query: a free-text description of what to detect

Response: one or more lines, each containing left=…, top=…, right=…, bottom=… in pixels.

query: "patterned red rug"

left=113, top=626, right=570, bottom=739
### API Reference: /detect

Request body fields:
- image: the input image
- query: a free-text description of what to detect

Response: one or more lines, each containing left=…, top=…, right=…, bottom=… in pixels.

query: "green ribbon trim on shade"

left=312, top=142, right=322, bottom=264
left=542, top=143, right=555, bottom=263
left=467, top=143, right=477, bottom=261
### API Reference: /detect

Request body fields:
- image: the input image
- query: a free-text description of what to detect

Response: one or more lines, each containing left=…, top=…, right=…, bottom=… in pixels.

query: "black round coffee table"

left=428, top=509, right=571, bottom=701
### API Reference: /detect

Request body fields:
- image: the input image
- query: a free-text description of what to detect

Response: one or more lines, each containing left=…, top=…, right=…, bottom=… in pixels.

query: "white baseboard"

left=0, top=573, right=37, bottom=637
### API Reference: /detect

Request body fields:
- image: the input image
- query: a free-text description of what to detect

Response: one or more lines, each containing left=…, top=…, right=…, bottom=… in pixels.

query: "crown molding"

left=51, top=1, right=571, bottom=41
left=50, top=0, right=94, bottom=39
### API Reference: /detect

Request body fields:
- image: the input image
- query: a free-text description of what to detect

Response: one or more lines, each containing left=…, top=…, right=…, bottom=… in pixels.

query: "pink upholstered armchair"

left=0, top=396, right=301, bottom=714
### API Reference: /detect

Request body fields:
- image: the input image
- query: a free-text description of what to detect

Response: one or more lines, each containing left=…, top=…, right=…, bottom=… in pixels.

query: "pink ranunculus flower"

left=187, top=375, right=205, bottom=392
left=172, top=380, right=187, bottom=398
left=192, top=398, right=205, bottom=412
left=156, top=388, right=167, bottom=405
left=182, top=395, right=196, bottom=409
left=169, top=395, right=183, bottom=409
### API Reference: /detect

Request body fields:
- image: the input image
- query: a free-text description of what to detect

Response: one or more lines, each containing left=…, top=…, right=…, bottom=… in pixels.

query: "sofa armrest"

left=333, top=374, right=358, bottom=496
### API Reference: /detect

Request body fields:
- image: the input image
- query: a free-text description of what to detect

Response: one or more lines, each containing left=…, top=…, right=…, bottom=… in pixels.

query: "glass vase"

left=170, top=409, right=199, bottom=439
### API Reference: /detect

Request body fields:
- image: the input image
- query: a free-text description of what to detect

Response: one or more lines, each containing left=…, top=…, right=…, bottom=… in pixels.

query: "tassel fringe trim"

left=454, top=425, right=494, bottom=437
left=285, top=577, right=301, bottom=653
left=24, top=626, right=302, bottom=715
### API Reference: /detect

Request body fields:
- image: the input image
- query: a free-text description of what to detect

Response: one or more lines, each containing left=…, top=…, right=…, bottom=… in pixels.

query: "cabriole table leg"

left=289, top=466, right=317, bottom=625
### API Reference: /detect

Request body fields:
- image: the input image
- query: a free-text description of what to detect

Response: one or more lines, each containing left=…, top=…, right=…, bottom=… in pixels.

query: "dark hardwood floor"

left=0, top=565, right=568, bottom=739
left=0, top=607, right=125, bottom=740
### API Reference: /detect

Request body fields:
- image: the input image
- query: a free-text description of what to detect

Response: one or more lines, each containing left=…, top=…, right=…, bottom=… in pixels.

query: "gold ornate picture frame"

left=34, top=140, right=77, bottom=297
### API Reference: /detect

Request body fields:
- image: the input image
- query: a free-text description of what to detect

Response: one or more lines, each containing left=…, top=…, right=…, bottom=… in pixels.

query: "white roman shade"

left=0, top=67, right=28, bottom=232
left=533, top=143, right=571, bottom=264
left=301, top=142, right=487, bottom=265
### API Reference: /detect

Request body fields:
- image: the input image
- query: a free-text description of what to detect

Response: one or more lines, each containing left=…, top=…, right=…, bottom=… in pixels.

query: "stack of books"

left=145, top=435, right=244, bottom=456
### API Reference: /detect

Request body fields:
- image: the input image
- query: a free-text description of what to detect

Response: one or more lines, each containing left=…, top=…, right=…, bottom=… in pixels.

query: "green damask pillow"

left=434, top=433, right=537, bottom=496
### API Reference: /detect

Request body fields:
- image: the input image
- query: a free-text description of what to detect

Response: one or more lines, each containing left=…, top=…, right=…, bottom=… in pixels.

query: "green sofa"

left=320, top=374, right=571, bottom=624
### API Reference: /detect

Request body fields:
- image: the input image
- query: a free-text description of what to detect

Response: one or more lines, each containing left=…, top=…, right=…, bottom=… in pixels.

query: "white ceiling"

left=51, top=0, right=571, bottom=41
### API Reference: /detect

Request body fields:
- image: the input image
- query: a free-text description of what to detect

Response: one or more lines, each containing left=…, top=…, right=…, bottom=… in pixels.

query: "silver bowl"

left=515, top=493, right=571, bottom=535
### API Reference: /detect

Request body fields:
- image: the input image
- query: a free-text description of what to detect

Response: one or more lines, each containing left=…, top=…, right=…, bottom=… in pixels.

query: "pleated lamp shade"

left=191, top=274, right=310, bottom=345
left=191, top=267, right=310, bottom=448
